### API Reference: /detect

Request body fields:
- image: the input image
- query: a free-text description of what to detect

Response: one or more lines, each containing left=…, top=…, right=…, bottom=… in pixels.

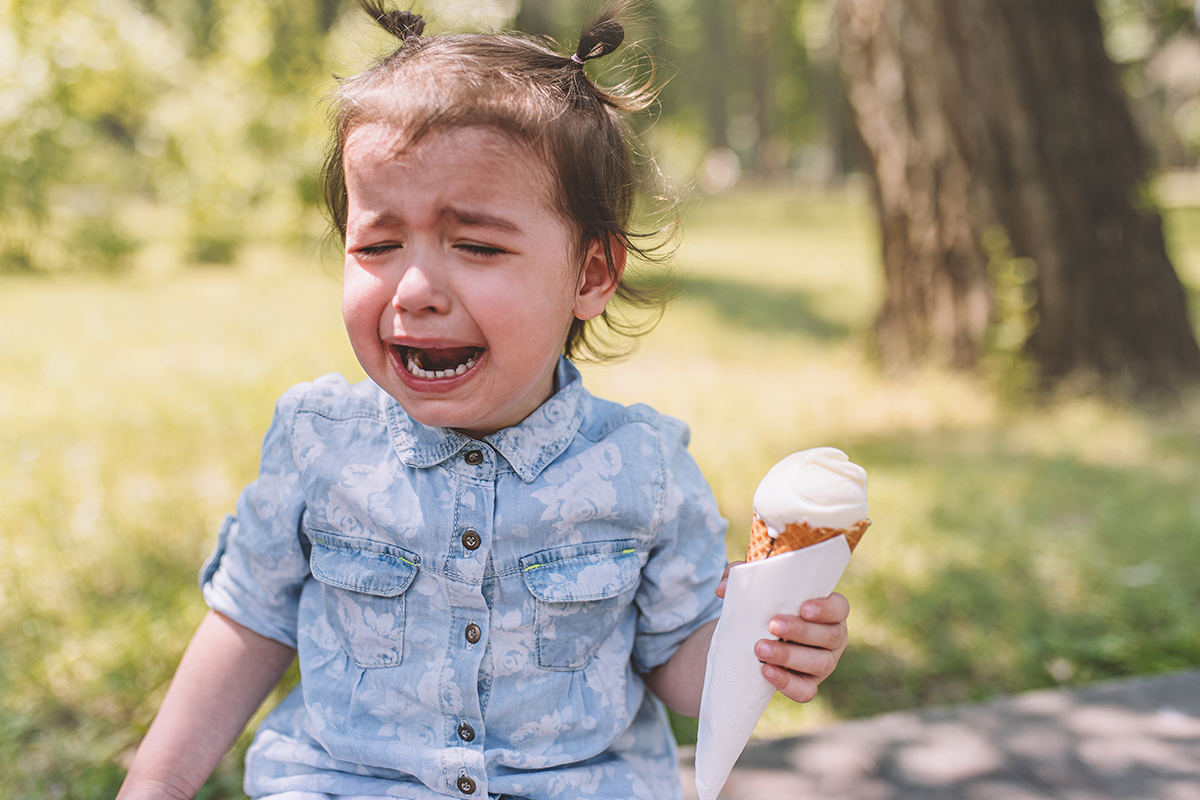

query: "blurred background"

left=2, top=0, right=1200, bottom=797
left=3, top=0, right=1200, bottom=275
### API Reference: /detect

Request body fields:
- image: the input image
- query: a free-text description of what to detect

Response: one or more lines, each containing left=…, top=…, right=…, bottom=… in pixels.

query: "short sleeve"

left=630, top=416, right=728, bottom=673
left=200, top=386, right=311, bottom=649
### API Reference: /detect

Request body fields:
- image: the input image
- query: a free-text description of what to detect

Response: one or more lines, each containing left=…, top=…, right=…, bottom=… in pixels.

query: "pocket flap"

left=521, top=540, right=643, bottom=603
left=310, top=534, right=419, bottom=598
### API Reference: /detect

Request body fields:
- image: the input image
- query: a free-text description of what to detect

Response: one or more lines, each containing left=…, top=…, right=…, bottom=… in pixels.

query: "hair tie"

left=570, top=53, right=586, bottom=66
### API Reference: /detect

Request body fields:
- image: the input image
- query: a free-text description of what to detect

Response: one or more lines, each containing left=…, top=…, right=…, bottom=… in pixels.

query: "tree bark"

left=836, top=0, right=1200, bottom=395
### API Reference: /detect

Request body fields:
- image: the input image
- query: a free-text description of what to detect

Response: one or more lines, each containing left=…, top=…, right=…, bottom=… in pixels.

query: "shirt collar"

left=384, top=357, right=586, bottom=483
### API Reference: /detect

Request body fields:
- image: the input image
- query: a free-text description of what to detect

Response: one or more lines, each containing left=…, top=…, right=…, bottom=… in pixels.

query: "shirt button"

left=457, top=775, right=476, bottom=794
left=458, top=722, right=476, bottom=742
left=464, top=449, right=484, bottom=465
left=461, top=529, right=481, bottom=550
left=464, top=623, right=481, bottom=644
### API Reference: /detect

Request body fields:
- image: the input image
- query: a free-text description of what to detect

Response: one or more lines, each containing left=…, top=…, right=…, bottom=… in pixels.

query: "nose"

left=392, top=261, right=449, bottom=315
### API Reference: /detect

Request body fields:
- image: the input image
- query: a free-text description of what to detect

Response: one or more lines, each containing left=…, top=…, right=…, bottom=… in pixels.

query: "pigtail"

left=358, top=0, right=425, bottom=40
left=559, top=3, right=656, bottom=117
left=572, top=13, right=625, bottom=65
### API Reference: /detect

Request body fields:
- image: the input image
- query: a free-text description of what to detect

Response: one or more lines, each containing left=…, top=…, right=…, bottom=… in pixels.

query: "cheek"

left=479, top=278, right=574, bottom=348
left=341, top=267, right=386, bottom=340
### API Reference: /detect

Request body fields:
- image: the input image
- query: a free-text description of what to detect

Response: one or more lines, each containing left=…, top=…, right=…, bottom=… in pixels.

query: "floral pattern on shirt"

left=201, top=359, right=728, bottom=799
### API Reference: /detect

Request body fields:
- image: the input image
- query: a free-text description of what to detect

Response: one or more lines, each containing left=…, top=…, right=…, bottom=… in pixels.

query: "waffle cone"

left=745, top=514, right=871, bottom=562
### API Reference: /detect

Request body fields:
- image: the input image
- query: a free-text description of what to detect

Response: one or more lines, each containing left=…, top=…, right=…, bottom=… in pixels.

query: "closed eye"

left=353, top=242, right=401, bottom=257
left=457, top=243, right=507, bottom=258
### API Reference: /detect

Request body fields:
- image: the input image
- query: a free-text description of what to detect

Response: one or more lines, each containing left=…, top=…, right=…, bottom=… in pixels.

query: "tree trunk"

left=695, top=0, right=733, bottom=148
left=740, top=0, right=773, bottom=171
left=836, top=0, right=1200, bottom=395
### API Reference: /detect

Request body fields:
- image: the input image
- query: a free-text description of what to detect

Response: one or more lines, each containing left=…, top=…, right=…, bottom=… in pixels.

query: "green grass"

left=3, top=190, right=1200, bottom=797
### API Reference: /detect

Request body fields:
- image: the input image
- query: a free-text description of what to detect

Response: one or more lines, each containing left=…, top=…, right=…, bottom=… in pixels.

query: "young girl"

left=117, top=4, right=850, bottom=799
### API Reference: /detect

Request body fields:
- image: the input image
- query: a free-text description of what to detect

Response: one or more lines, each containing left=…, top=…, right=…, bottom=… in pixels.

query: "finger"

left=760, top=662, right=820, bottom=703
left=799, top=592, right=850, bottom=624
left=767, top=614, right=848, bottom=653
left=714, top=561, right=743, bottom=599
left=754, top=637, right=840, bottom=682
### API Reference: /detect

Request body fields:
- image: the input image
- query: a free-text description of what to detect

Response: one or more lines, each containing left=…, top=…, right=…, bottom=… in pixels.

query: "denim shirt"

left=201, top=358, right=728, bottom=800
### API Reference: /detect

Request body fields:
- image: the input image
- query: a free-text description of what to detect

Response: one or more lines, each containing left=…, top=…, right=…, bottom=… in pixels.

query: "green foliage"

left=1099, top=0, right=1200, bottom=166
left=981, top=226, right=1039, bottom=402
left=1, top=0, right=338, bottom=272
left=1099, top=0, right=1198, bottom=63
left=1, top=0, right=852, bottom=278
left=1161, top=201, right=1200, bottom=320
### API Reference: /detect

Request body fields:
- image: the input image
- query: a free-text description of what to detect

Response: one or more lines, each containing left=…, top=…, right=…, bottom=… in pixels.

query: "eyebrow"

left=350, top=211, right=403, bottom=234
left=349, top=207, right=524, bottom=237
left=441, top=207, right=523, bottom=234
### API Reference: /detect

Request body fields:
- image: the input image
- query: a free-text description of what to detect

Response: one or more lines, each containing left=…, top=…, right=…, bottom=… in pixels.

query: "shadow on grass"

left=677, top=275, right=850, bottom=340
left=820, top=431, right=1200, bottom=721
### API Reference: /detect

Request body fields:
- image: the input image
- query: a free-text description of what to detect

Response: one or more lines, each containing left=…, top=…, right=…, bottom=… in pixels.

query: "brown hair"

left=322, top=1, right=674, bottom=361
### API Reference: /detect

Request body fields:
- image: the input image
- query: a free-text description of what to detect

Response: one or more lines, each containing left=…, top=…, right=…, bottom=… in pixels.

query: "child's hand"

left=715, top=561, right=850, bottom=704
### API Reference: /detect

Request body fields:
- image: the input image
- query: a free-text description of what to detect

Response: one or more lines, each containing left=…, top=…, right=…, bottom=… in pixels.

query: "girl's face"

left=341, top=124, right=620, bottom=438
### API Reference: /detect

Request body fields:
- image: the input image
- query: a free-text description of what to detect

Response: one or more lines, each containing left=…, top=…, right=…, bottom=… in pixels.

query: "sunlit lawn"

left=3, top=190, right=1200, bottom=798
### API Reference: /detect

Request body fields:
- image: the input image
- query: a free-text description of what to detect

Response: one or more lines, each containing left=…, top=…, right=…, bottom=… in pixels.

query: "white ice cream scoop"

left=753, top=447, right=868, bottom=536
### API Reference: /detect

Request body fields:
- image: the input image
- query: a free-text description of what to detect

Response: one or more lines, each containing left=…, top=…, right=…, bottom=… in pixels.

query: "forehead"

left=344, top=123, right=558, bottom=206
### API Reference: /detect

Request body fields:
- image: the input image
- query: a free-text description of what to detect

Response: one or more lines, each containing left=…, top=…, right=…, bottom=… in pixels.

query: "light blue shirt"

left=201, top=358, right=729, bottom=799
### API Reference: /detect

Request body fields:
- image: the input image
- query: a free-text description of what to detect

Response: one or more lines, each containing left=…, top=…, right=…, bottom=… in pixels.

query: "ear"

left=574, top=235, right=626, bottom=321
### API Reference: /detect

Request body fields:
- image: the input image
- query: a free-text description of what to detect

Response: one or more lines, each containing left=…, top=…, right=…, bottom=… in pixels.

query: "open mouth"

left=399, top=346, right=482, bottom=379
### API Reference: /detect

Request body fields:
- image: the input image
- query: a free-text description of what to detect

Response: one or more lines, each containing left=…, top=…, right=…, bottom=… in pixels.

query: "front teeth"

left=406, top=352, right=479, bottom=379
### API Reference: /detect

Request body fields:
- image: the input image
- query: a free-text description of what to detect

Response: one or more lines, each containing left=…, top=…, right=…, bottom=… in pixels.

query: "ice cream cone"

left=696, top=447, right=870, bottom=800
left=695, top=537, right=853, bottom=800
left=746, top=514, right=870, bottom=561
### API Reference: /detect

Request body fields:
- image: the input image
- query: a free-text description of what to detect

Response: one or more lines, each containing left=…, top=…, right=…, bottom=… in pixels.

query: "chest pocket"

left=520, top=540, right=644, bottom=671
left=309, top=533, right=419, bottom=669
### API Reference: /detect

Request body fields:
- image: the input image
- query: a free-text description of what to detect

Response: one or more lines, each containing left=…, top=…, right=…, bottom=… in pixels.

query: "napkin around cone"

left=693, top=534, right=852, bottom=800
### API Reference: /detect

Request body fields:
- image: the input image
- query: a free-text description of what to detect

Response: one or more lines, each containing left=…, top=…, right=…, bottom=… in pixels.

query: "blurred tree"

left=514, top=0, right=555, bottom=36
left=1102, top=0, right=1200, bottom=169
left=2, top=0, right=849, bottom=272
left=694, top=0, right=734, bottom=149
left=653, top=0, right=836, bottom=181
left=836, top=0, right=1200, bottom=396
left=1, top=0, right=335, bottom=271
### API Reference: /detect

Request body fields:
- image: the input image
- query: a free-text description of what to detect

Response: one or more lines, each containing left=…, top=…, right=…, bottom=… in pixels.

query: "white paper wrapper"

left=693, top=534, right=853, bottom=800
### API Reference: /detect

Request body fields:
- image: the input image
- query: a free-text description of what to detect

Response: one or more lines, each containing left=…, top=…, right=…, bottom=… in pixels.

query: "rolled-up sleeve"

left=200, top=387, right=311, bottom=648
left=630, top=416, right=728, bottom=673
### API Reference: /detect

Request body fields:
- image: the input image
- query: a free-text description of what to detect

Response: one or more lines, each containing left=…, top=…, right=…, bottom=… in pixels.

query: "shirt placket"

left=439, top=443, right=496, bottom=798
